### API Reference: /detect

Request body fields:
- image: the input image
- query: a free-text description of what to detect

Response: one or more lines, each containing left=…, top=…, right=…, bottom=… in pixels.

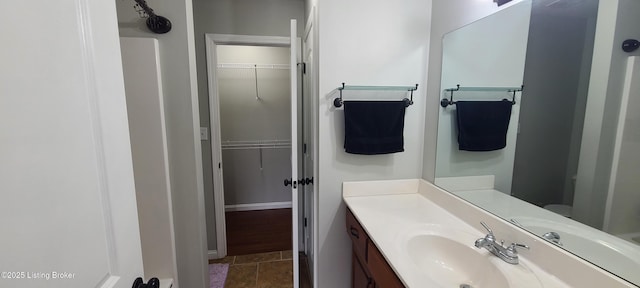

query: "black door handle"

left=284, top=178, right=297, bottom=189
left=298, top=177, right=313, bottom=185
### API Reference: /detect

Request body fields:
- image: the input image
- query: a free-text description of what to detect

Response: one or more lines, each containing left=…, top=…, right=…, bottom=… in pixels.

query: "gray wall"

left=216, top=45, right=292, bottom=206
left=191, top=0, right=304, bottom=252
left=116, top=0, right=208, bottom=287
left=512, top=8, right=596, bottom=207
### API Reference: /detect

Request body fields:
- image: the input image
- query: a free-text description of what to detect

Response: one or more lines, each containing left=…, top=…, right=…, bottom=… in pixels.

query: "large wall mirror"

left=434, top=0, right=640, bottom=286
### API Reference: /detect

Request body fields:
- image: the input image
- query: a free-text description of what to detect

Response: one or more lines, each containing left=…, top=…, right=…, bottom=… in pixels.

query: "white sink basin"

left=401, top=225, right=542, bottom=288
left=407, top=234, right=509, bottom=287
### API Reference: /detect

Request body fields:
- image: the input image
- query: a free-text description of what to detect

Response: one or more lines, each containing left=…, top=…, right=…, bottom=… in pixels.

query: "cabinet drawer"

left=346, top=208, right=368, bottom=260
left=367, top=240, right=404, bottom=288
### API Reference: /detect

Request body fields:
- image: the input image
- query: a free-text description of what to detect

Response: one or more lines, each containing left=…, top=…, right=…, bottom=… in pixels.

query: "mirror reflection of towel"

left=455, top=100, right=512, bottom=151
left=343, top=101, right=406, bottom=155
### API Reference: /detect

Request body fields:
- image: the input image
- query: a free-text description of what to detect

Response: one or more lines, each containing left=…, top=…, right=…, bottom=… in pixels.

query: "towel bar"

left=334, top=83, right=418, bottom=108
left=441, top=84, right=523, bottom=108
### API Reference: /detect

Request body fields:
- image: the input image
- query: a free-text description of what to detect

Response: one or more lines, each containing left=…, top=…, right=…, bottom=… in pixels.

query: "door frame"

left=204, top=33, right=298, bottom=258
left=302, top=8, right=320, bottom=287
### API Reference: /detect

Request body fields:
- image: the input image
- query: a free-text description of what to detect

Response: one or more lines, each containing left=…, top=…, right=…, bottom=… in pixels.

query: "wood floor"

left=226, top=208, right=292, bottom=256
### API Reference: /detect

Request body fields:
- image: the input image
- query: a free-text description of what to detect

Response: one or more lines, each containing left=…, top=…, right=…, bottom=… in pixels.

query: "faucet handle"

left=480, top=221, right=494, bottom=235
left=512, top=243, right=530, bottom=250
left=506, top=242, right=530, bottom=257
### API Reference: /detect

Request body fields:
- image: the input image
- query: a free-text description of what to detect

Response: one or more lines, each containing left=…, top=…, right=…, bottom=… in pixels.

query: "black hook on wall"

left=133, top=0, right=172, bottom=34
left=622, top=39, right=639, bottom=53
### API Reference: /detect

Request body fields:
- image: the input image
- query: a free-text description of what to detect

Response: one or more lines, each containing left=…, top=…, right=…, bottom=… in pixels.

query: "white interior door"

left=290, top=19, right=301, bottom=288
left=0, top=1, right=144, bottom=288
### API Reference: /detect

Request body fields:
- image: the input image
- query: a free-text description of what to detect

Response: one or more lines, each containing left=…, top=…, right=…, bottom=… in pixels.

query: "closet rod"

left=216, top=63, right=290, bottom=70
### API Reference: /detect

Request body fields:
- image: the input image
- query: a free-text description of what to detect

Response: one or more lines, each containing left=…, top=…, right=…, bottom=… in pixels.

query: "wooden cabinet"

left=352, top=252, right=373, bottom=288
left=346, top=209, right=405, bottom=288
left=346, top=208, right=368, bottom=260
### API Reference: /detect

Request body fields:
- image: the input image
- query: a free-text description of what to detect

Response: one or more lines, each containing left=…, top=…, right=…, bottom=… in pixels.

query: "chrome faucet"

left=542, top=231, right=562, bottom=246
left=475, top=222, right=529, bottom=265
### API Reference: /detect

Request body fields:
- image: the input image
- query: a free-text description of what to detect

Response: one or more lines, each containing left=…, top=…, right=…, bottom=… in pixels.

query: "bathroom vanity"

left=343, top=179, right=634, bottom=288
left=347, top=209, right=404, bottom=288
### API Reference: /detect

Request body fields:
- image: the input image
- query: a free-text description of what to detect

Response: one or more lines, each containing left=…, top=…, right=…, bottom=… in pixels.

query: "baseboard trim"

left=208, top=250, right=219, bottom=260
left=225, top=201, right=292, bottom=212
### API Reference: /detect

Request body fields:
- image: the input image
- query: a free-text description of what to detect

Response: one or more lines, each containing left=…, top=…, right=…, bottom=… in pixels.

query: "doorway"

left=215, top=43, right=293, bottom=255
left=205, top=31, right=312, bottom=288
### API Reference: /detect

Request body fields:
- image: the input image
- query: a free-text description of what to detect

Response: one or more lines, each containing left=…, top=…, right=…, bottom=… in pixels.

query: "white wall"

left=116, top=1, right=207, bottom=287
left=192, top=0, right=305, bottom=252
left=435, top=1, right=531, bottom=195
left=422, top=0, right=528, bottom=182
left=317, top=0, right=430, bottom=287
left=605, top=56, right=640, bottom=235
left=120, top=37, right=178, bottom=282
left=574, top=0, right=640, bottom=228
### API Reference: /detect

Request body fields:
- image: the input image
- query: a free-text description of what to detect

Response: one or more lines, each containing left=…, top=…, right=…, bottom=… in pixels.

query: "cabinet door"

left=352, top=252, right=373, bottom=288
left=367, top=241, right=404, bottom=288
left=347, top=209, right=368, bottom=260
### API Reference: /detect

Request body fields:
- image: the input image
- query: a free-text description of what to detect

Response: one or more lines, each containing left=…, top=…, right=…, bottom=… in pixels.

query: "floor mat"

left=209, top=263, right=229, bottom=288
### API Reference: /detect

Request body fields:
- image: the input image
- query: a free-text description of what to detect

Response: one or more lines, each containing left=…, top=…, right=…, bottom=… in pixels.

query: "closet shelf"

left=334, top=82, right=419, bottom=108
left=221, top=140, right=292, bottom=150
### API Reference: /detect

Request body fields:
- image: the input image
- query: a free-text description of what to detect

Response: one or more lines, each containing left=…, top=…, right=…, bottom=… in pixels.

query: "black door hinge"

left=304, top=217, right=308, bottom=227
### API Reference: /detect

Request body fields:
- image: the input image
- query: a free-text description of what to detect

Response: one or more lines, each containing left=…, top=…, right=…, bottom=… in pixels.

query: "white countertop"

left=453, top=189, right=640, bottom=285
left=342, top=179, right=634, bottom=288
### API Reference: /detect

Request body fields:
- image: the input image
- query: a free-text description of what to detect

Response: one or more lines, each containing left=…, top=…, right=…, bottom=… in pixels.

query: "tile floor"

left=210, top=251, right=294, bottom=288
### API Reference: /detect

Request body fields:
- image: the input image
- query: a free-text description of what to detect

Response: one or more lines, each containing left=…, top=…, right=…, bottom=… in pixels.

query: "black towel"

left=343, top=101, right=406, bottom=155
left=455, top=100, right=512, bottom=151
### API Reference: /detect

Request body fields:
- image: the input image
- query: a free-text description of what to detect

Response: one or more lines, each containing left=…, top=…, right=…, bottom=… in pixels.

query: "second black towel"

left=343, top=101, right=406, bottom=155
left=455, top=100, right=512, bottom=151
